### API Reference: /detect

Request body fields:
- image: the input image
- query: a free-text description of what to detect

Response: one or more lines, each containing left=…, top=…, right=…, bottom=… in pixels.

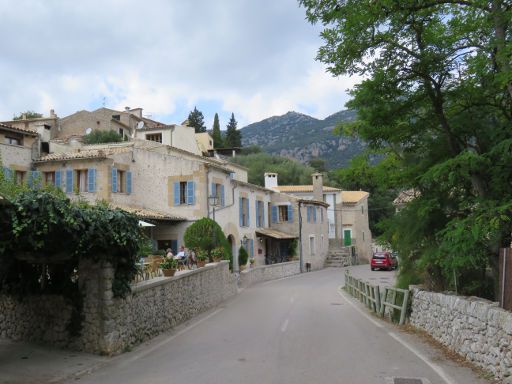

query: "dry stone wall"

left=239, top=261, right=300, bottom=289
left=410, top=287, right=512, bottom=381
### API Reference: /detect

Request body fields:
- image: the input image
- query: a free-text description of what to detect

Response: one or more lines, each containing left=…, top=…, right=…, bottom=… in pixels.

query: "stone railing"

left=239, top=261, right=300, bottom=289
left=410, top=287, right=512, bottom=380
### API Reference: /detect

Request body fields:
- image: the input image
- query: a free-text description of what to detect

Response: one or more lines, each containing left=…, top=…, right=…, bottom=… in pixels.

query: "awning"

left=138, top=220, right=155, bottom=227
left=255, top=228, right=297, bottom=240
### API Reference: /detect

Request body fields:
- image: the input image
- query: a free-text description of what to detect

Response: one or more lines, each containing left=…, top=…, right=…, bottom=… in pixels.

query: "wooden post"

left=499, top=248, right=512, bottom=310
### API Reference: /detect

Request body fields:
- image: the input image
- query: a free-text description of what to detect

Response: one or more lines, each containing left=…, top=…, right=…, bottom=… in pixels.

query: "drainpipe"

left=206, top=166, right=211, bottom=218
left=299, top=200, right=303, bottom=273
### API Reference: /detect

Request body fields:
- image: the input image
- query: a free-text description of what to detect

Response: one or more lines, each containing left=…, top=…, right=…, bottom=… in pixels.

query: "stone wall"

left=239, top=261, right=300, bottom=289
left=410, top=287, right=512, bottom=381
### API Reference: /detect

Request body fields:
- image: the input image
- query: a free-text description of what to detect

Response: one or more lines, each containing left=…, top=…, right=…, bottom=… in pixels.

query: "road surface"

left=68, top=266, right=491, bottom=384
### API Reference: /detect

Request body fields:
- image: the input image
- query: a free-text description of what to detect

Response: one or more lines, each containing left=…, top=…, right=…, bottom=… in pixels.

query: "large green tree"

left=301, top=0, right=512, bottom=298
left=212, top=113, right=223, bottom=148
left=224, top=113, right=242, bottom=147
left=187, top=107, right=206, bottom=133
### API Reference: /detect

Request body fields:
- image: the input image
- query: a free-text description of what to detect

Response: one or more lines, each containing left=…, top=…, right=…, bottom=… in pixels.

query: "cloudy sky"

left=0, top=0, right=358, bottom=128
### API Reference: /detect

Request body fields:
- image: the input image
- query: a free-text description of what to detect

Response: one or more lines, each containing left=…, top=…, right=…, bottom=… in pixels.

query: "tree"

left=187, top=107, right=206, bottom=133
left=301, top=0, right=512, bottom=298
left=212, top=113, right=223, bottom=148
left=308, top=158, right=326, bottom=173
left=13, top=111, right=43, bottom=120
left=83, top=130, right=123, bottom=144
left=183, top=218, right=231, bottom=262
left=224, top=113, right=241, bottom=147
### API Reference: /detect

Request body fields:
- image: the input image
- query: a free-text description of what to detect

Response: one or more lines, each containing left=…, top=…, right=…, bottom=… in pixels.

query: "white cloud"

left=0, top=0, right=360, bottom=126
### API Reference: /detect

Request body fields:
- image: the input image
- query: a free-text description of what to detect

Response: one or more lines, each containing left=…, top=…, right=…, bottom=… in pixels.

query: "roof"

left=35, top=146, right=133, bottom=162
left=255, top=228, right=297, bottom=240
left=393, top=189, right=420, bottom=206
left=341, top=191, right=369, bottom=204
left=273, top=185, right=341, bottom=193
left=111, top=204, right=186, bottom=221
left=0, top=122, right=38, bottom=136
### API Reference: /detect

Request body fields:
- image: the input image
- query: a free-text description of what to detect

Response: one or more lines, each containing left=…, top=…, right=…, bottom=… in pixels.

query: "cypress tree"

left=212, top=113, right=223, bottom=148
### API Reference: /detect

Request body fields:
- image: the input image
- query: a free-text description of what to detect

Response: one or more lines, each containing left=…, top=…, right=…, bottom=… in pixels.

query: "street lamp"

left=209, top=195, right=220, bottom=221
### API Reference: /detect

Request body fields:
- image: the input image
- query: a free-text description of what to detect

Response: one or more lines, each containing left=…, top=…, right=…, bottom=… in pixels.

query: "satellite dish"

left=85, top=127, right=92, bottom=135
left=137, top=121, right=144, bottom=129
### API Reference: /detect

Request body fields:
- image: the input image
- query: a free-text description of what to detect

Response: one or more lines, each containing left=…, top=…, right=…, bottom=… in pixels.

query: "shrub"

left=183, top=218, right=231, bottom=262
left=83, top=130, right=123, bottom=144
left=238, top=246, right=248, bottom=267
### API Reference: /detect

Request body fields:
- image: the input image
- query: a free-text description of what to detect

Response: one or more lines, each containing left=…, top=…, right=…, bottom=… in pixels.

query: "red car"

left=370, top=252, right=398, bottom=271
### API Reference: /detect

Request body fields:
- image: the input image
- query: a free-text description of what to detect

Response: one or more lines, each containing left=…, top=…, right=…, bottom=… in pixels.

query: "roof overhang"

left=255, top=228, right=297, bottom=240
left=112, top=204, right=187, bottom=222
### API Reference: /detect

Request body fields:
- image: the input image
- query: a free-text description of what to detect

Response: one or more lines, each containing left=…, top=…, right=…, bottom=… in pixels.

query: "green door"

left=343, top=230, right=352, bottom=246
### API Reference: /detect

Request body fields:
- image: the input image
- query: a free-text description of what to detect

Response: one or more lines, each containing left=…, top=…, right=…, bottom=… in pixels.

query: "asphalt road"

left=69, top=266, right=491, bottom=384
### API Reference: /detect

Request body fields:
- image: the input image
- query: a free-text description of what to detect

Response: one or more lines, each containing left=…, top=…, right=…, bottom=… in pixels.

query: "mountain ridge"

left=240, top=109, right=364, bottom=169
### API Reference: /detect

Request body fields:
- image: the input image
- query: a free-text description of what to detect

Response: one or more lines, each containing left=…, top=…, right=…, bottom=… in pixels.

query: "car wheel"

left=371, top=267, right=375, bottom=271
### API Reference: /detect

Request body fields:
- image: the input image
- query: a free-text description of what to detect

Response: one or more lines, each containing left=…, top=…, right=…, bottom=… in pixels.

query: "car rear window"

left=373, top=253, right=388, bottom=259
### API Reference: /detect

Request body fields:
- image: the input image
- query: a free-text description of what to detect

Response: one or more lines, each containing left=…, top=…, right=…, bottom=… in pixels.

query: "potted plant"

left=160, top=257, right=178, bottom=277
left=249, top=258, right=255, bottom=267
left=210, top=247, right=224, bottom=262
left=238, top=246, right=248, bottom=271
left=196, top=250, right=208, bottom=267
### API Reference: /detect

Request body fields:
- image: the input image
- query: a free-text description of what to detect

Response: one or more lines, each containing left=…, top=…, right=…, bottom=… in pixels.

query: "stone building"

left=340, top=191, right=372, bottom=263
left=0, top=123, right=39, bottom=183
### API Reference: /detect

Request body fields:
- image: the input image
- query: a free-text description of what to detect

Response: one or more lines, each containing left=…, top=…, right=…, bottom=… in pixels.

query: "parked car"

left=370, top=251, right=398, bottom=271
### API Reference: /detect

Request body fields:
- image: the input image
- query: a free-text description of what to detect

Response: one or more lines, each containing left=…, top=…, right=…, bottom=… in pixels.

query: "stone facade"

left=410, top=287, right=512, bottom=381
left=340, top=191, right=372, bottom=263
left=239, top=261, right=300, bottom=289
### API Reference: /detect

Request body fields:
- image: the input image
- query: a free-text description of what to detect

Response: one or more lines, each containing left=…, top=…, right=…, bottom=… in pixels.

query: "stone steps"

left=324, top=246, right=352, bottom=268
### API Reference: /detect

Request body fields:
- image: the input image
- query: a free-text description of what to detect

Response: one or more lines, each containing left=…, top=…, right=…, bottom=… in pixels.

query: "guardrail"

left=343, top=270, right=409, bottom=325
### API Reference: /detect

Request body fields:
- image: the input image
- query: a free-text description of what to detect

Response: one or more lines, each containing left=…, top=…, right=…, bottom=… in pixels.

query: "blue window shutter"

left=313, top=207, right=317, bottom=223
left=111, top=167, right=117, bottom=193
left=220, top=185, right=225, bottom=206
left=173, top=182, right=180, bottom=205
left=261, top=202, right=265, bottom=227
left=66, top=169, right=73, bottom=193
left=255, top=201, right=260, bottom=227
left=287, top=204, right=293, bottom=222
left=2, top=167, right=12, bottom=180
left=250, top=239, right=254, bottom=258
left=87, top=168, right=96, bottom=192
left=239, top=197, right=243, bottom=226
left=55, top=170, right=62, bottom=188
left=187, top=181, right=195, bottom=205
left=210, top=183, right=215, bottom=197
left=307, top=206, right=311, bottom=223
left=246, top=198, right=250, bottom=226
left=271, top=205, right=277, bottom=223
left=126, top=171, right=132, bottom=194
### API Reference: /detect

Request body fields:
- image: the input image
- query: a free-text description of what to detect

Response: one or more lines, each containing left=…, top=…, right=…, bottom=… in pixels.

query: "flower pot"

left=162, top=268, right=176, bottom=277
left=240, top=265, right=246, bottom=271
left=197, top=260, right=206, bottom=268
left=213, top=256, right=222, bottom=262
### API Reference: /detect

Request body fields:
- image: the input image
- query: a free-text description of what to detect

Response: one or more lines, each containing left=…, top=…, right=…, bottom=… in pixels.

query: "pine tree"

left=212, top=113, right=223, bottom=148
left=187, top=107, right=206, bottom=133
left=224, top=113, right=241, bottom=147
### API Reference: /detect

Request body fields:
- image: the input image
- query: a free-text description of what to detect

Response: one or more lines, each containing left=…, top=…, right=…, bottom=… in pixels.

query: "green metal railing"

left=343, top=270, right=409, bottom=325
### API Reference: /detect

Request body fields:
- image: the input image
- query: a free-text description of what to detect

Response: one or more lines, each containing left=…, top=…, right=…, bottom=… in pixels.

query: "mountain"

left=240, top=109, right=365, bottom=169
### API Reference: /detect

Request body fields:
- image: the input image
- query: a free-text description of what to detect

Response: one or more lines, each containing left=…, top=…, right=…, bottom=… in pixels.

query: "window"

left=320, top=207, right=324, bottom=223
left=271, top=204, right=293, bottom=223
left=278, top=206, right=289, bottom=222
left=306, top=206, right=317, bottom=223
left=119, top=128, right=124, bottom=137
left=14, top=171, right=25, bottom=185
left=256, top=200, right=265, bottom=227
left=210, top=183, right=225, bottom=206
left=112, top=114, right=120, bottom=121
left=5, top=136, right=22, bottom=146
left=111, top=168, right=131, bottom=194
left=173, top=181, right=195, bottom=205
left=239, top=197, right=250, bottom=227
left=75, top=169, right=88, bottom=192
left=361, top=205, right=364, bottom=214
left=309, top=236, right=316, bottom=256
left=146, top=133, right=162, bottom=143
left=44, top=171, right=55, bottom=186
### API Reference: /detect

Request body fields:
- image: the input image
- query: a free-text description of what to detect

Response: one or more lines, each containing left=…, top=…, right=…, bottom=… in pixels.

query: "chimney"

left=312, top=173, right=323, bottom=201
left=50, top=109, right=56, bottom=118
left=264, top=172, right=278, bottom=189
left=125, top=106, right=130, bottom=111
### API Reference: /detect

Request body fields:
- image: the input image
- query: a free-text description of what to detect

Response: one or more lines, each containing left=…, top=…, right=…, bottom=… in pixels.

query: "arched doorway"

left=227, top=234, right=236, bottom=269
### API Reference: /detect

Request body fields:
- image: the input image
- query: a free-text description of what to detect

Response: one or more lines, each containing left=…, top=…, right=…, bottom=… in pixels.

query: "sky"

left=0, top=0, right=359, bottom=128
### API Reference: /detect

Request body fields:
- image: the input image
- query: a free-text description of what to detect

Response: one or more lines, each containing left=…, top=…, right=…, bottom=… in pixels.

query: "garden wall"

left=239, top=261, right=300, bottom=289
left=410, top=287, right=512, bottom=380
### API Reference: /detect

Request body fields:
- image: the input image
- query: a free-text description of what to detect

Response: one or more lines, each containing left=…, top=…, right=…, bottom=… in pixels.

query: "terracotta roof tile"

left=35, top=146, right=132, bottom=162
left=273, top=185, right=341, bottom=193
left=341, top=191, right=369, bottom=203
left=0, top=123, right=38, bottom=136
left=111, top=204, right=186, bottom=221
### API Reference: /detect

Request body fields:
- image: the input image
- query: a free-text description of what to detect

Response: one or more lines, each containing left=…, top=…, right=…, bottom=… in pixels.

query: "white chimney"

left=264, top=172, right=278, bottom=189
